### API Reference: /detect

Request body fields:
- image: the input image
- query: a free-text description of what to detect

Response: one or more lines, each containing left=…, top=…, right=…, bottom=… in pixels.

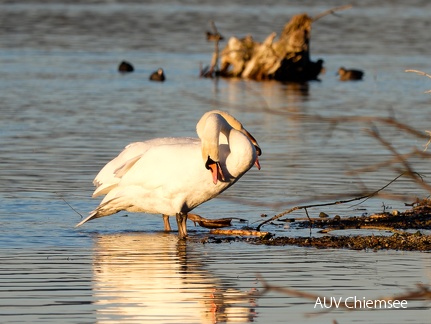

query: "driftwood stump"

left=219, top=13, right=324, bottom=82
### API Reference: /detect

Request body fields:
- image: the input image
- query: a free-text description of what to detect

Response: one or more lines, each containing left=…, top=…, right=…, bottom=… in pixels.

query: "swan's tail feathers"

left=75, top=212, right=98, bottom=227
left=75, top=198, right=121, bottom=227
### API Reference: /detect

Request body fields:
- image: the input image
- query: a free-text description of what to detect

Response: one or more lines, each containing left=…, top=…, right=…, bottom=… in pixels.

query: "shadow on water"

left=92, top=232, right=257, bottom=323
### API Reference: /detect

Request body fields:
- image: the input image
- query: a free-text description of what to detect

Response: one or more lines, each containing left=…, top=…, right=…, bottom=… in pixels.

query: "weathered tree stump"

left=219, top=13, right=324, bottom=82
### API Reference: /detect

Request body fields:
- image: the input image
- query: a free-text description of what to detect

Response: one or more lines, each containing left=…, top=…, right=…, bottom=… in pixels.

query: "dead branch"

left=188, top=213, right=246, bottom=229
left=405, top=69, right=431, bottom=93
left=301, top=114, right=428, bottom=140
left=346, top=148, right=431, bottom=175
left=201, top=21, right=224, bottom=78
left=424, top=130, right=431, bottom=151
left=57, top=192, right=84, bottom=218
left=405, top=69, right=431, bottom=79
left=312, top=4, right=353, bottom=22
left=256, top=173, right=406, bottom=231
left=366, top=128, right=431, bottom=193
left=209, top=229, right=270, bottom=237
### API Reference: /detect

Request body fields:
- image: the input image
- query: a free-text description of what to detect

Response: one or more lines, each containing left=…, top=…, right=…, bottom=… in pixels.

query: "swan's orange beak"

left=206, top=158, right=225, bottom=184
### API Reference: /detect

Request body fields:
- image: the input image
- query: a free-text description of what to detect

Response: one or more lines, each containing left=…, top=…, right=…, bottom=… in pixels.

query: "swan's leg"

left=163, top=214, right=171, bottom=231
left=176, top=212, right=188, bottom=239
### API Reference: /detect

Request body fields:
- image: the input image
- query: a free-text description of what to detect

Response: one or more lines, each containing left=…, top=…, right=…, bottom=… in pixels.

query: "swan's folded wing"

left=92, top=138, right=198, bottom=198
left=92, top=142, right=151, bottom=197
left=114, top=155, right=143, bottom=178
left=92, top=154, right=142, bottom=197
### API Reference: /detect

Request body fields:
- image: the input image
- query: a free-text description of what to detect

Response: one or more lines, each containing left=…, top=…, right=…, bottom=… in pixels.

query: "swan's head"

left=197, top=110, right=262, bottom=184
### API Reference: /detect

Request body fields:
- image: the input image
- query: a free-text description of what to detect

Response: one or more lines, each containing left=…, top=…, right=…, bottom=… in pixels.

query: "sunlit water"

left=1, top=1, right=431, bottom=323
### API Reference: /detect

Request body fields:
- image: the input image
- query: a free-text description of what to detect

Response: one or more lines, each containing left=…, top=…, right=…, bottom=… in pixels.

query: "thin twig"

left=312, top=4, right=353, bottom=22
left=346, top=149, right=431, bottom=175
left=424, top=131, right=431, bottom=151
left=56, top=192, right=84, bottom=219
left=207, top=20, right=223, bottom=76
left=366, top=128, right=431, bottom=193
left=405, top=69, right=431, bottom=93
left=256, top=173, right=406, bottom=231
left=405, top=69, right=431, bottom=79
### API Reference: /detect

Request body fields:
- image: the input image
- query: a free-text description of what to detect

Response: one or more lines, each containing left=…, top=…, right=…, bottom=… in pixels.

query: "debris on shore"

left=193, top=198, right=431, bottom=251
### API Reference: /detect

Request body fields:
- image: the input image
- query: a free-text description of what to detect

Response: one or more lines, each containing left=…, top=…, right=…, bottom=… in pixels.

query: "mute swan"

left=76, top=110, right=261, bottom=238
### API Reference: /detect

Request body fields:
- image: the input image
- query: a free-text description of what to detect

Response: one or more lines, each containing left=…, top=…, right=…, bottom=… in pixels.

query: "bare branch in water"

left=57, top=192, right=84, bottom=219
left=313, top=4, right=353, bottom=22
left=405, top=69, right=431, bottom=79
left=365, top=128, right=431, bottom=193
left=405, top=69, right=431, bottom=93
left=256, top=173, right=406, bottom=231
left=424, top=130, right=431, bottom=151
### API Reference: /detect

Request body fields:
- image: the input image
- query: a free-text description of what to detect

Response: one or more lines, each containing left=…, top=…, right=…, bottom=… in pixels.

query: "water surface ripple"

left=1, top=1, right=431, bottom=323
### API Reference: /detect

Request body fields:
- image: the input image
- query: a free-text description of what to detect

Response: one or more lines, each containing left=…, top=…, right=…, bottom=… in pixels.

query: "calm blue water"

left=1, top=1, right=430, bottom=323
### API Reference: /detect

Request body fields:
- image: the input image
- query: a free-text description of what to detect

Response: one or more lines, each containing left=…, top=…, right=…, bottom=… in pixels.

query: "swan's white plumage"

left=92, top=138, right=195, bottom=197
left=76, top=110, right=261, bottom=238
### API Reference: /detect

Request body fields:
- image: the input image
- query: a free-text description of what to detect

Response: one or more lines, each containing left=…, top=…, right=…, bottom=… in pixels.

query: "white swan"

left=76, top=110, right=262, bottom=238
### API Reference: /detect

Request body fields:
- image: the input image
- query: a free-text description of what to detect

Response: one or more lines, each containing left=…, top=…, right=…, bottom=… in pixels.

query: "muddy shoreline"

left=193, top=202, right=431, bottom=251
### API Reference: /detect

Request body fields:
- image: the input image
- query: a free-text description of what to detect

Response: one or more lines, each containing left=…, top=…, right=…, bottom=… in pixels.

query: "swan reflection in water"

left=92, top=233, right=257, bottom=323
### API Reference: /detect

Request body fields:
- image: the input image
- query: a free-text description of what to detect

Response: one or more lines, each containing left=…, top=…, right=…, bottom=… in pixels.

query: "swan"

left=76, top=110, right=262, bottom=238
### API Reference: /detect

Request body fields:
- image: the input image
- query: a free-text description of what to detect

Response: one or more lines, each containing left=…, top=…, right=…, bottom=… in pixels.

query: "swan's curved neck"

left=198, top=112, right=231, bottom=164
left=197, top=112, right=256, bottom=182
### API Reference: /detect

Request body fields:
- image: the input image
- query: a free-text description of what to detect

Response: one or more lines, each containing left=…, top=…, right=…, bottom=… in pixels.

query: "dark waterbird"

left=118, top=61, right=134, bottom=73
left=337, top=67, right=364, bottom=81
left=149, top=68, right=166, bottom=81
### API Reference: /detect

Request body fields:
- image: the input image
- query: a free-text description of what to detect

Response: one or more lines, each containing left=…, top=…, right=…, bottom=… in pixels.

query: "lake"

left=0, top=1, right=430, bottom=323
